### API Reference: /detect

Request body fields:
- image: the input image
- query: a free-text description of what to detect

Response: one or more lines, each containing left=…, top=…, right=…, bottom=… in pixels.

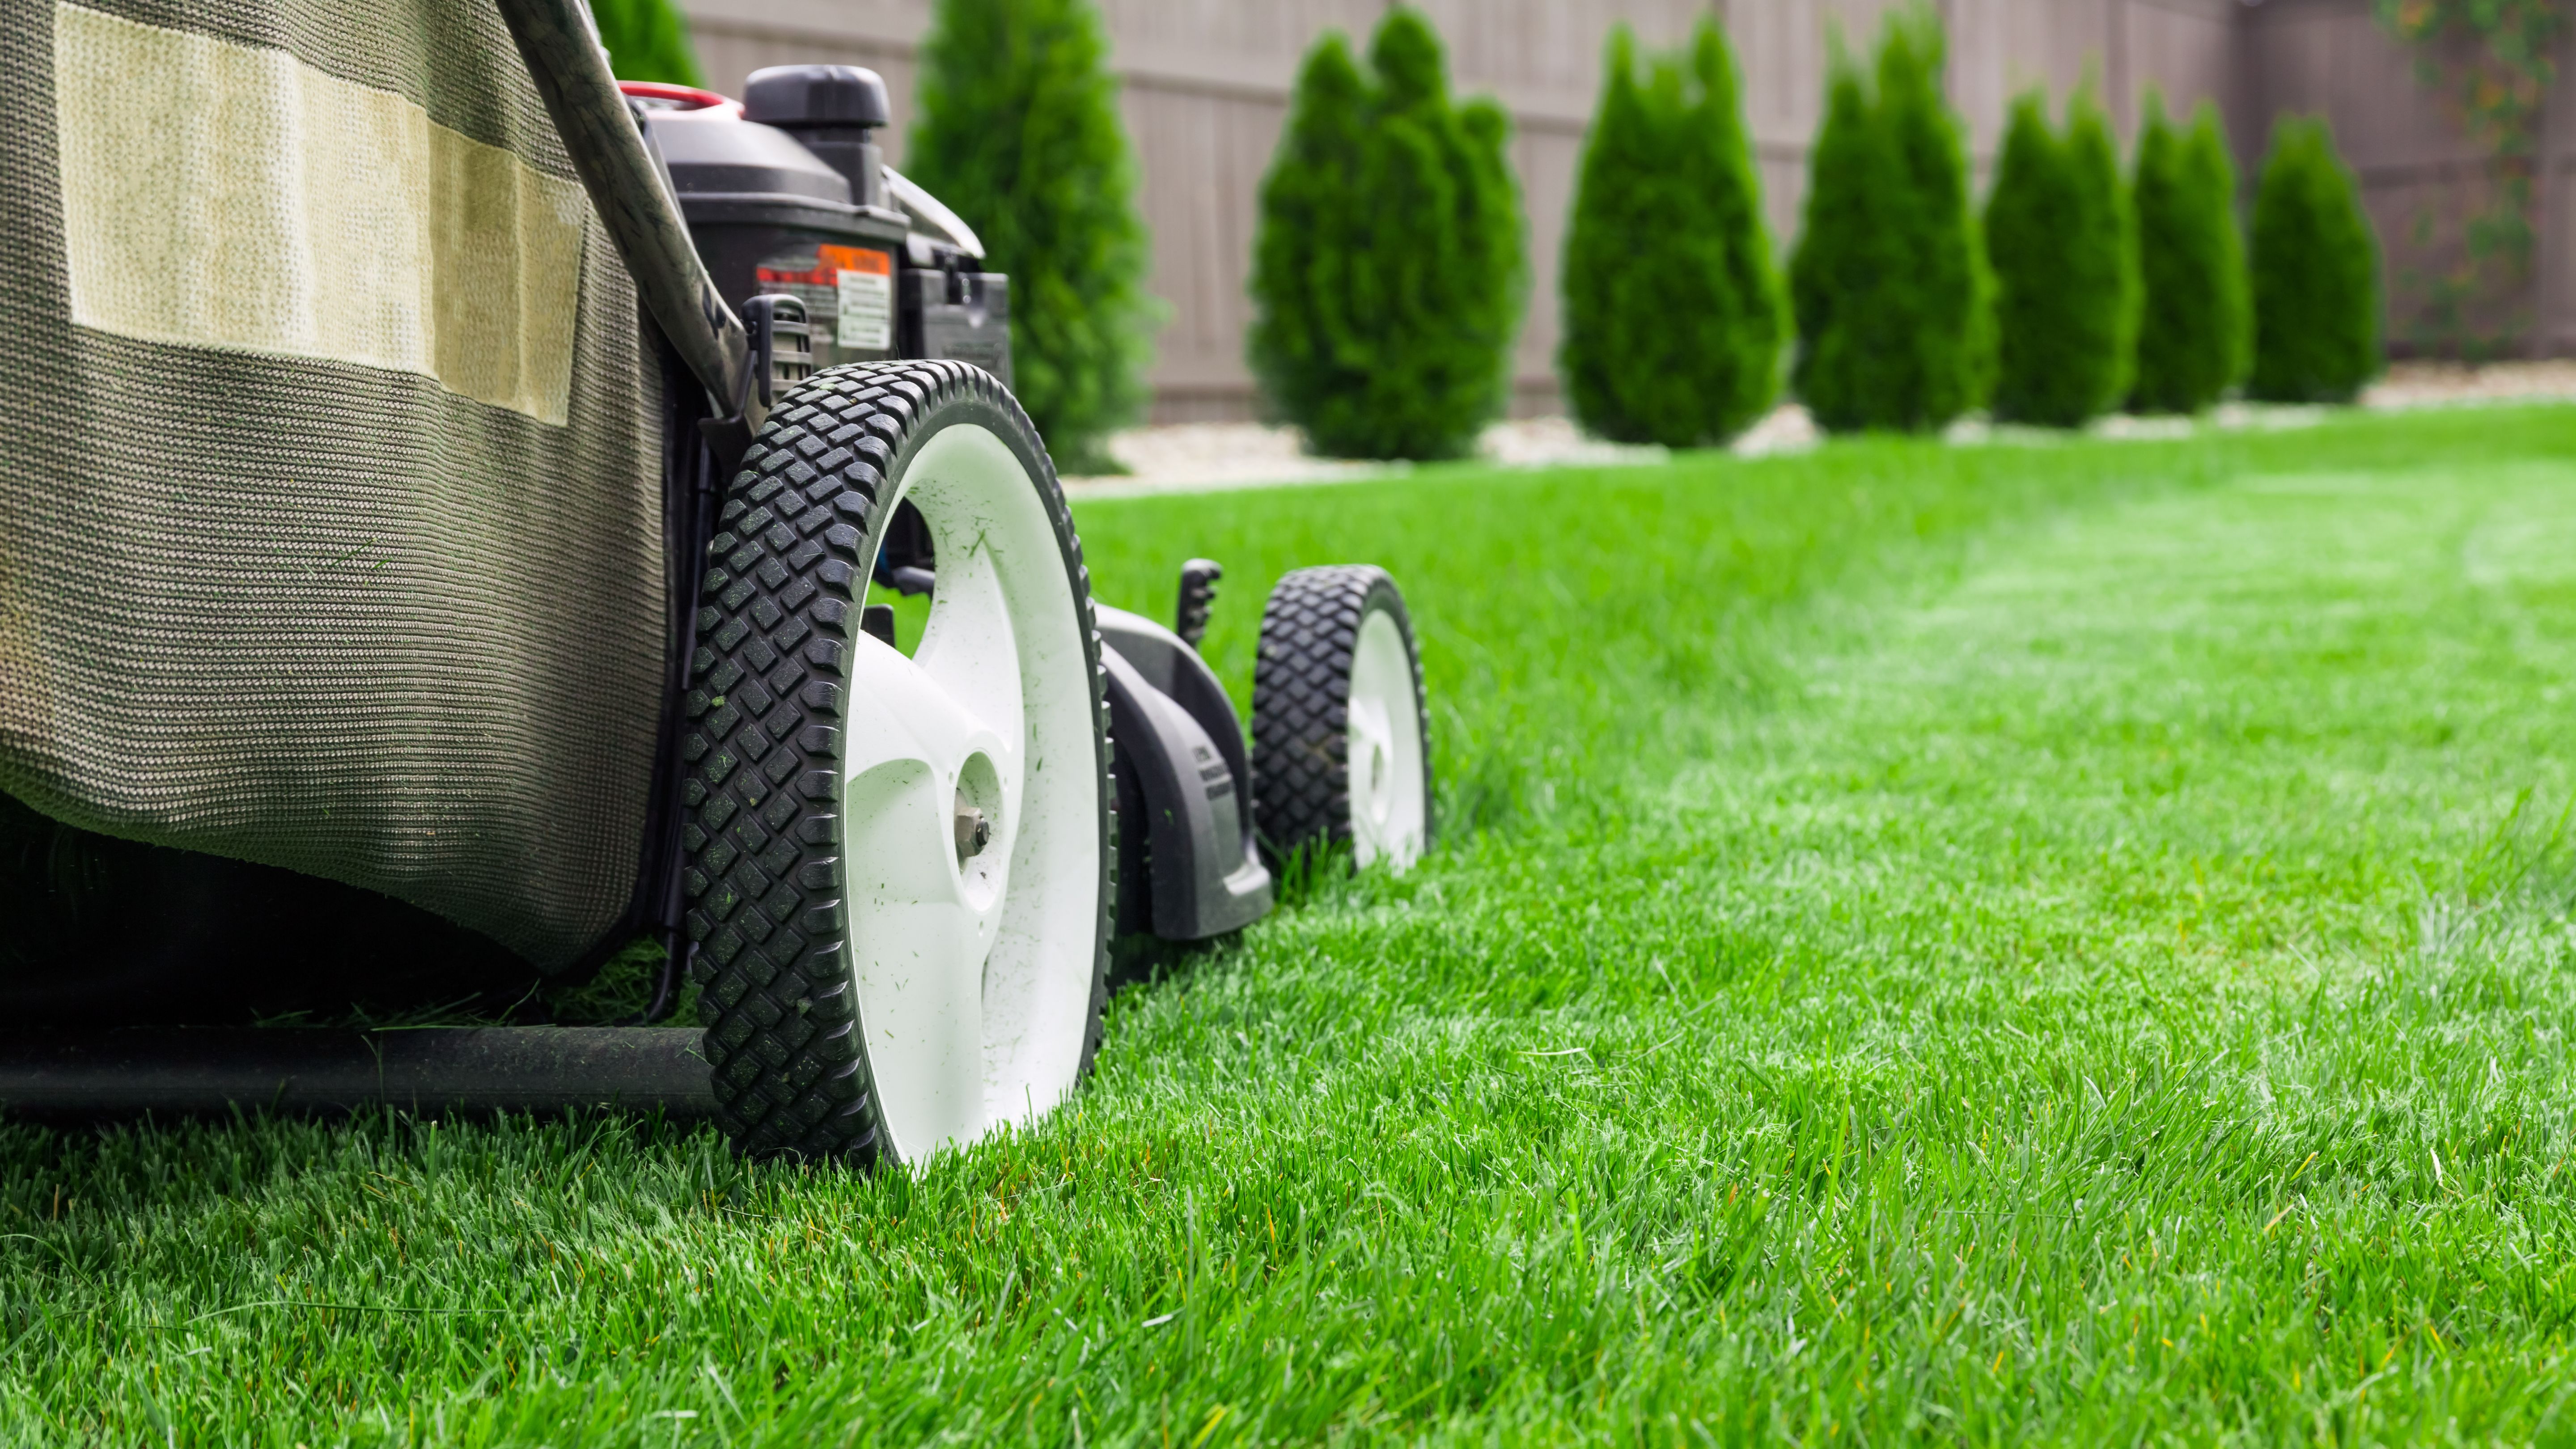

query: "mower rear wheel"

left=1251, top=566, right=1431, bottom=871
left=683, top=361, right=1111, bottom=1164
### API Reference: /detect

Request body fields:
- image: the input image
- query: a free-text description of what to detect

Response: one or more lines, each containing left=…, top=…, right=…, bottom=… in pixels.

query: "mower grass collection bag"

left=0, top=0, right=667, bottom=977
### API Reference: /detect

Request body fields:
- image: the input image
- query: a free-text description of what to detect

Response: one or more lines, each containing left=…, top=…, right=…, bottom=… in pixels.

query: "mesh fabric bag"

left=0, top=0, right=667, bottom=970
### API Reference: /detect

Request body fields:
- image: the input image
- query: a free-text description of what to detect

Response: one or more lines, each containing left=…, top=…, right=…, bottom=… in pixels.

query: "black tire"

left=1250, top=565, right=1433, bottom=865
left=682, top=361, right=1112, bottom=1162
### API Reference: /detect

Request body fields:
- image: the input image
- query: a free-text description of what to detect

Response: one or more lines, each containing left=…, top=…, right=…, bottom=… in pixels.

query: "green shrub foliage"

left=1249, top=8, right=1526, bottom=461
left=1559, top=20, right=1781, bottom=447
left=1790, top=10, right=1987, bottom=433
left=2249, top=116, right=2381, bottom=403
left=1985, top=89, right=2135, bottom=427
left=593, top=0, right=702, bottom=86
left=908, top=0, right=1154, bottom=471
left=2131, top=97, right=2249, bottom=413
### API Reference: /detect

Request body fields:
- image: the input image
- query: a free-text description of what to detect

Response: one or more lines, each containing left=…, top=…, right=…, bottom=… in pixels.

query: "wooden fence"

left=677, top=0, right=2554, bottom=421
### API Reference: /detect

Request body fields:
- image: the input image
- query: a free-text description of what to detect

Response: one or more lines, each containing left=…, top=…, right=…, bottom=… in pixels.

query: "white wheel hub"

left=1345, top=608, right=1426, bottom=871
left=836, top=422, right=1099, bottom=1165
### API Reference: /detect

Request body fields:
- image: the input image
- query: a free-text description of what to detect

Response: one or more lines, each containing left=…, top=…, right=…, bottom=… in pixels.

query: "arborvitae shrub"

left=2185, top=109, right=2253, bottom=391
left=1249, top=8, right=1526, bottom=461
left=2249, top=116, right=2380, bottom=403
left=2131, top=97, right=2249, bottom=413
left=2068, top=91, right=2138, bottom=406
left=593, top=0, right=702, bottom=86
left=1559, top=19, right=1780, bottom=447
left=1790, top=10, right=1986, bottom=433
left=909, top=0, right=1154, bottom=471
left=1986, top=88, right=2133, bottom=427
left=1881, top=10, right=1994, bottom=421
left=1788, top=57, right=1898, bottom=430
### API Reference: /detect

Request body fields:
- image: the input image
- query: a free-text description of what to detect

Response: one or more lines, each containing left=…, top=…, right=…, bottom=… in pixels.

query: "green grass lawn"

left=11, top=407, right=2576, bottom=1443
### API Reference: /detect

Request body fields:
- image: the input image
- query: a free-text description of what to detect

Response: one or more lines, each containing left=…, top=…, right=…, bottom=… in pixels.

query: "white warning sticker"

left=835, top=248, right=894, bottom=352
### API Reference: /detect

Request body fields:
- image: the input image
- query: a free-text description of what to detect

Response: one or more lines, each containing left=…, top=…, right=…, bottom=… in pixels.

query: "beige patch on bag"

left=53, top=3, right=586, bottom=424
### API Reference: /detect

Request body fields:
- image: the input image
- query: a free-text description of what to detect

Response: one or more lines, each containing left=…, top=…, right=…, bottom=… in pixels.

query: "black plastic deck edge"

left=0, top=1027, right=713, bottom=1123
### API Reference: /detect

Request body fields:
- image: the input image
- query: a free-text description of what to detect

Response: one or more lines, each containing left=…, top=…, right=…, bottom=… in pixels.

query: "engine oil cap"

left=744, top=65, right=891, bottom=130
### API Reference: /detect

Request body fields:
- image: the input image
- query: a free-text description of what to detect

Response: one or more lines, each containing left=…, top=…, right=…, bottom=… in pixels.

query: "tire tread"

left=683, top=360, right=1111, bottom=1162
left=1250, top=565, right=1432, bottom=862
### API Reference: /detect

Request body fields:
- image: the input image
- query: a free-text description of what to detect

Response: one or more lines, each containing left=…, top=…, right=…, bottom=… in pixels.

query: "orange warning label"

left=824, top=245, right=891, bottom=276
left=755, top=245, right=892, bottom=288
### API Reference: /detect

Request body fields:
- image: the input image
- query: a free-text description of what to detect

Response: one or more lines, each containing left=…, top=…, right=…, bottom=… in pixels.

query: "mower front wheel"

left=1251, top=566, right=1432, bottom=871
left=683, top=362, right=1111, bottom=1165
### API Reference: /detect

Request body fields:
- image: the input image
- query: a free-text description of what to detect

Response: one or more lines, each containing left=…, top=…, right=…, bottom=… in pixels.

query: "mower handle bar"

left=491, top=0, right=758, bottom=431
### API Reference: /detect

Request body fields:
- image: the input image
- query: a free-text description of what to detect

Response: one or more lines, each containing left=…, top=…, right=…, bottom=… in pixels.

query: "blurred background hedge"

left=1247, top=8, right=1525, bottom=461
left=1559, top=19, right=1780, bottom=449
left=2131, top=97, right=2250, bottom=414
left=1985, top=88, right=2135, bottom=428
left=2250, top=116, right=2382, bottom=403
left=1789, top=11, right=1989, bottom=435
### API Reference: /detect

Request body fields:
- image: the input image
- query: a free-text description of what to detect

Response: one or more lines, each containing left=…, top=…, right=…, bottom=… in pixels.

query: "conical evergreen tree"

left=2131, top=96, right=2248, bottom=413
left=1986, top=87, right=2133, bottom=427
left=1249, top=8, right=1526, bottom=460
left=1791, top=10, right=1986, bottom=433
left=2249, top=115, right=2379, bottom=402
left=593, top=0, right=702, bottom=86
left=1878, top=10, right=1991, bottom=425
left=2068, top=90, right=2138, bottom=405
left=1789, top=48, right=1904, bottom=431
left=1247, top=34, right=1368, bottom=448
left=1689, top=18, right=1785, bottom=428
left=2186, top=109, right=2253, bottom=390
left=1559, top=20, right=1779, bottom=447
left=909, top=0, right=1154, bottom=471
left=1561, top=30, right=1670, bottom=440
left=1985, top=94, right=2076, bottom=422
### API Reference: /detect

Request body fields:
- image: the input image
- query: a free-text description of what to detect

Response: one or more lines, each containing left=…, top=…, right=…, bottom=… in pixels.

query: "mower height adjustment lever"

left=699, top=295, right=813, bottom=473
left=1176, top=559, right=1222, bottom=650
left=740, top=295, right=814, bottom=412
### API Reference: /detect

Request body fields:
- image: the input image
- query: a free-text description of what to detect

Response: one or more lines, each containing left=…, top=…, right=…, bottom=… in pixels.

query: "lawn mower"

left=0, top=0, right=1430, bottom=1165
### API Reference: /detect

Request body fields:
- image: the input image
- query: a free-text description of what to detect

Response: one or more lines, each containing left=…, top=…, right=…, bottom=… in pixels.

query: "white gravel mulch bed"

left=1061, top=360, right=2576, bottom=498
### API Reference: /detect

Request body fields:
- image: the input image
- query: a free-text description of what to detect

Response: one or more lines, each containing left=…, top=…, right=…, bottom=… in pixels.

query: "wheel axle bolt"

left=954, top=803, right=992, bottom=862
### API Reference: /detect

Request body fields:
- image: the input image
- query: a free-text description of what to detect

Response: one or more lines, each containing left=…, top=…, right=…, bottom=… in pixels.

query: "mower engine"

left=627, top=71, right=1010, bottom=386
